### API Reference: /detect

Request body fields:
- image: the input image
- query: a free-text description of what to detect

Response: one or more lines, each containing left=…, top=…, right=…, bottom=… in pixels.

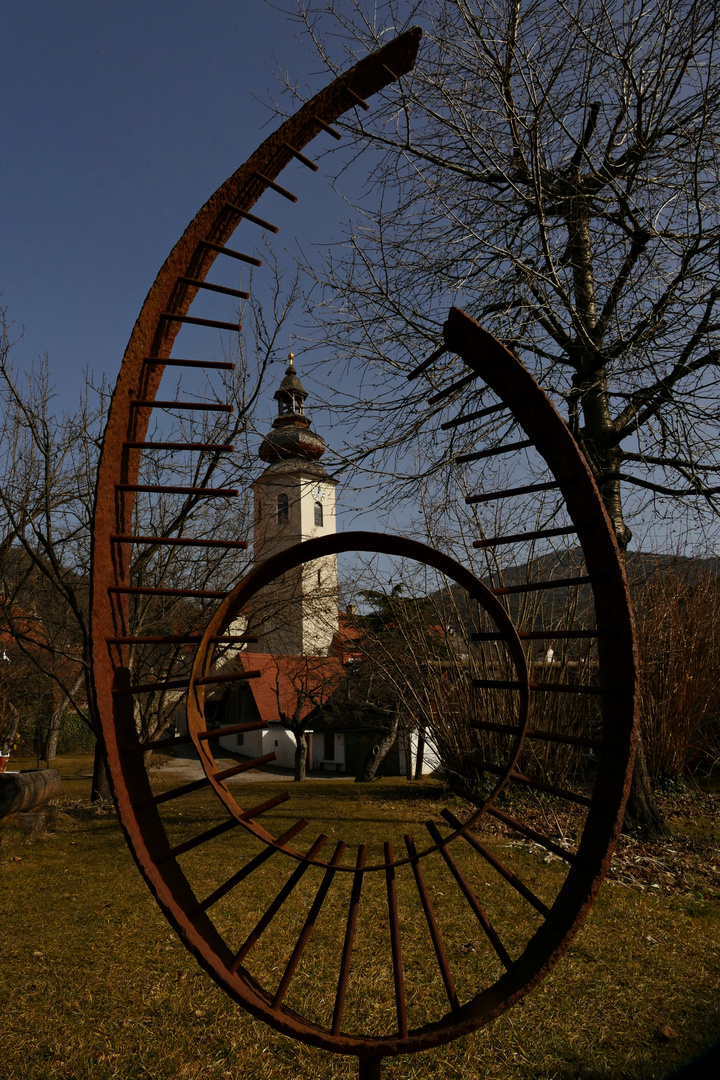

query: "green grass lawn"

left=1, top=755, right=719, bottom=1080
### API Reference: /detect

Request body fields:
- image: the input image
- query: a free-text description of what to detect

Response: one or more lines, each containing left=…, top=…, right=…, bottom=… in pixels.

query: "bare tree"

left=278, top=0, right=720, bottom=834
left=288, top=0, right=720, bottom=541
left=0, top=268, right=300, bottom=798
left=267, top=653, right=346, bottom=781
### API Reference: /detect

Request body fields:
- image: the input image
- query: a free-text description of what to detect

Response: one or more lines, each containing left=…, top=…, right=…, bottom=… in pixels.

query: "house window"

left=237, top=733, right=244, bottom=748
left=314, top=500, right=323, bottom=527
left=323, top=732, right=335, bottom=761
left=277, top=493, right=288, bottom=525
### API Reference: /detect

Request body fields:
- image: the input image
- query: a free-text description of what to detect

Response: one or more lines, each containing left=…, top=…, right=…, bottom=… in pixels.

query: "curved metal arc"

left=442, top=307, right=640, bottom=1001
left=90, top=26, right=422, bottom=679
left=186, top=530, right=531, bottom=870
left=90, top=28, right=423, bottom=846
left=443, top=307, right=638, bottom=803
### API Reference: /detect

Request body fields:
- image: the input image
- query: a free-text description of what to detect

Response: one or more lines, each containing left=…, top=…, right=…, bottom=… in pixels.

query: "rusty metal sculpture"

left=90, top=28, right=638, bottom=1079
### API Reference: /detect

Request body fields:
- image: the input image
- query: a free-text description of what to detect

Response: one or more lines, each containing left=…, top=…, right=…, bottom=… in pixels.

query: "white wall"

left=218, top=723, right=297, bottom=769
left=250, top=469, right=338, bottom=656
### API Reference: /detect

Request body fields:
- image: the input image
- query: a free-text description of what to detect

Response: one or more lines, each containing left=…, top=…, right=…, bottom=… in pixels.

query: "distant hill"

left=428, top=549, right=720, bottom=639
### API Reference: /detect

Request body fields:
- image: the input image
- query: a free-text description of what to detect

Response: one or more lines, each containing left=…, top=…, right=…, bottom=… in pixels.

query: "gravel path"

left=155, top=757, right=289, bottom=784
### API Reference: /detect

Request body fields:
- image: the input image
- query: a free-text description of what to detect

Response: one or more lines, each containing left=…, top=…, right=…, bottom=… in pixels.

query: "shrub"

left=633, top=569, right=720, bottom=782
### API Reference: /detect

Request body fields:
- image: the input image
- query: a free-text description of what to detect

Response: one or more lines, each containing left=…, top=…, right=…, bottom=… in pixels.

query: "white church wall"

left=218, top=727, right=265, bottom=759
left=250, top=467, right=339, bottom=656
left=266, top=724, right=298, bottom=769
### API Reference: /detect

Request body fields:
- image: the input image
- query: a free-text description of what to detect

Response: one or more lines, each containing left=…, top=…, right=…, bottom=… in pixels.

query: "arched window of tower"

left=277, top=492, right=288, bottom=525
left=314, top=501, right=323, bottom=527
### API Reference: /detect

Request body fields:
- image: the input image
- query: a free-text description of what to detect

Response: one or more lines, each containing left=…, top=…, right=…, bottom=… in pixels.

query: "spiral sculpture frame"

left=90, top=27, right=639, bottom=1074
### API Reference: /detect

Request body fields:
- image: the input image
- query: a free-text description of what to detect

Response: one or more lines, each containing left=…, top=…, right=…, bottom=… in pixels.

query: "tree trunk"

left=44, top=698, right=65, bottom=764
left=4, top=701, right=20, bottom=750
left=572, top=359, right=666, bottom=831
left=91, top=740, right=111, bottom=803
left=355, top=716, right=399, bottom=783
left=622, top=733, right=667, bottom=839
left=413, top=725, right=426, bottom=781
left=293, top=730, right=307, bottom=783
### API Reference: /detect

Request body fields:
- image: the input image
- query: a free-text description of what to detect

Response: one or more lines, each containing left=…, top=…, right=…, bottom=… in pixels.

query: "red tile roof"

left=238, top=653, right=346, bottom=725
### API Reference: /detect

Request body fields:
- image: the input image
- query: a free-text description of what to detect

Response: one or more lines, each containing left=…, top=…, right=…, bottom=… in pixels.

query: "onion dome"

left=259, top=354, right=327, bottom=463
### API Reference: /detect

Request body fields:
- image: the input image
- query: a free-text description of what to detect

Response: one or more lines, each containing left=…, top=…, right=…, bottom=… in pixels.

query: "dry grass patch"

left=1, top=756, right=718, bottom=1078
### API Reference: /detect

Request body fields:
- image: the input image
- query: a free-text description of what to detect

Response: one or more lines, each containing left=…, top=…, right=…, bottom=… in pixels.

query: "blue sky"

left=4, top=4, right=698, bottom=555
left=2, top=0, right=436, bottom=563
left=1, top=1, right=347, bottom=407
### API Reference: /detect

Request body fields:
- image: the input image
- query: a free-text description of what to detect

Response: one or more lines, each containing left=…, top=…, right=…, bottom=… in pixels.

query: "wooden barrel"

left=0, top=769, right=61, bottom=817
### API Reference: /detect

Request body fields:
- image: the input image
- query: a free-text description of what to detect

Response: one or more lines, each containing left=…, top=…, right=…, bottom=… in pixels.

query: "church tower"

left=249, top=356, right=338, bottom=656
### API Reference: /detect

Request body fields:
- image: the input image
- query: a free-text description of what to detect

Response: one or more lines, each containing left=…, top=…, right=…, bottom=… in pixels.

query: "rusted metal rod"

left=485, top=806, right=577, bottom=864
left=407, top=343, right=446, bottom=380
left=344, top=86, right=370, bottom=110
left=470, top=719, right=605, bottom=750
left=404, top=834, right=459, bottom=1014
left=425, top=821, right=512, bottom=970
left=194, top=670, right=261, bottom=687
left=176, top=277, right=250, bottom=299
left=198, top=239, right=262, bottom=265
left=456, top=439, right=533, bottom=464
left=196, top=720, right=266, bottom=741
left=146, top=776, right=211, bottom=808
left=160, top=313, right=241, bottom=333
left=504, top=772, right=592, bottom=807
left=213, top=752, right=277, bottom=782
left=159, top=816, right=242, bottom=863
left=384, top=841, right=408, bottom=1038
left=129, top=399, right=233, bottom=412
left=429, top=370, right=478, bottom=405
left=441, top=400, right=508, bottom=430
left=332, top=845, right=367, bottom=1035
left=143, top=356, right=236, bottom=370
left=111, top=534, right=248, bottom=549
left=193, top=819, right=310, bottom=917
left=272, top=841, right=347, bottom=1009
left=466, top=480, right=559, bottom=505
left=230, top=834, right=329, bottom=969
left=488, top=575, right=594, bottom=596
left=442, top=809, right=551, bottom=918
left=224, top=202, right=279, bottom=232
left=282, top=141, right=318, bottom=171
left=312, top=114, right=342, bottom=139
left=252, top=172, right=297, bottom=202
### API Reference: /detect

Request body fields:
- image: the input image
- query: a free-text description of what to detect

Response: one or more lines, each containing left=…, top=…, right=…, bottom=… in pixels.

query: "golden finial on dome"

left=287, top=351, right=294, bottom=368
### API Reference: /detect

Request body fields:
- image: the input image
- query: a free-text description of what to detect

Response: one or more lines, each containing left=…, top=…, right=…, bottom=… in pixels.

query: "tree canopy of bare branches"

left=284, top=0, right=720, bottom=552
left=0, top=266, right=300, bottom=796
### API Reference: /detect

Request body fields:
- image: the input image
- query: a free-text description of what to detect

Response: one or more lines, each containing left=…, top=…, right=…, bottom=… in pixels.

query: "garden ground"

left=1, top=753, right=719, bottom=1080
